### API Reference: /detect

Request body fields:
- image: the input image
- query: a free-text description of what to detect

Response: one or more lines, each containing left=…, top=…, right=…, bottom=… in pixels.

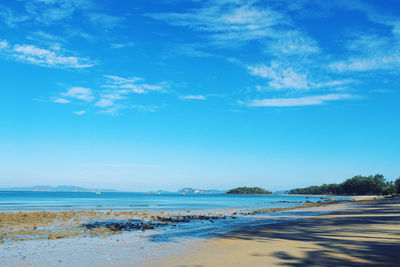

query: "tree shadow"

left=213, top=198, right=400, bottom=266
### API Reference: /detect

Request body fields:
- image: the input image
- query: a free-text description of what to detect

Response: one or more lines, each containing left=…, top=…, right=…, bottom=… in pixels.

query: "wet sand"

left=153, top=197, right=400, bottom=267
left=0, top=199, right=344, bottom=243
left=2, top=197, right=398, bottom=266
left=0, top=210, right=231, bottom=243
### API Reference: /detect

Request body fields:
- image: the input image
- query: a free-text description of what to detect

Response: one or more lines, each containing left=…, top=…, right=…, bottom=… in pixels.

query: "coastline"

left=0, top=195, right=348, bottom=243
left=1, top=196, right=398, bottom=266
left=150, top=196, right=400, bottom=267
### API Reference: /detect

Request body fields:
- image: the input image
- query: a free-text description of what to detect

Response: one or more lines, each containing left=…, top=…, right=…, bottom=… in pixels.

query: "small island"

left=226, top=187, right=272, bottom=195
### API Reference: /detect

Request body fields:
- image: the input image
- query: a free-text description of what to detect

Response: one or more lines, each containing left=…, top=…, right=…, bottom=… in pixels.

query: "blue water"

left=0, top=191, right=345, bottom=211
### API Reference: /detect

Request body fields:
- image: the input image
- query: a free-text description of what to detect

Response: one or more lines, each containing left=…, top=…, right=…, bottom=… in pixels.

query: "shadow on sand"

left=212, top=198, right=400, bottom=266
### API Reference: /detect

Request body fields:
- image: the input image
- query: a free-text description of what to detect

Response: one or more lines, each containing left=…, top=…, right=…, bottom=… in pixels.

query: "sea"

left=0, top=191, right=347, bottom=211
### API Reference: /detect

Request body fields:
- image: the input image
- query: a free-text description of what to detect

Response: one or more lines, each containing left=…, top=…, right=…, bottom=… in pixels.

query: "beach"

left=152, top=196, right=400, bottom=267
left=1, top=196, right=399, bottom=266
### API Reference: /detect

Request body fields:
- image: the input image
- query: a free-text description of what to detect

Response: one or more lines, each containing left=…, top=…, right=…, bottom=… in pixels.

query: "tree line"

left=289, top=174, right=400, bottom=195
left=227, top=187, right=272, bottom=194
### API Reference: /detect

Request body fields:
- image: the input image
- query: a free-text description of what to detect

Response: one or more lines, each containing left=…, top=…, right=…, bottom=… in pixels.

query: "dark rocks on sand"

left=81, top=214, right=228, bottom=232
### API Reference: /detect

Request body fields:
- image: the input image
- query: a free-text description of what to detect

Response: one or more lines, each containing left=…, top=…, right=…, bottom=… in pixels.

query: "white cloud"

left=26, top=31, right=66, bottom=46
left=51, top=75, right=166, bottom=115
left=61, top=87, right=94, bottom=101
left=247, top=94, right=352, bottom=107
left=132, top=104, right=160, bottom=112
left=24, top=0, right=93, bottom=24
left=101, top=91, right=129, bottom=100
left=0, top=5, right=30, bottom=27
left=65, top=75, right=167, bottom=114
left=329, top=22, right=400, bottom=72
left=98, top=106, right=124, bottom=115
left=53, top=98, right=70, bottom=104
left=1, top=0, right=120, bottom=32
left=311, top=79, right=354, bottom=89
left=104, top=75, right=164, bottom=94
left=9, top=43, right=93, bottom=68
left=265, top=31, right=320, bottom=56
left=88, top=13, right=122, bottom=29
left=110, top=42, right=135, bottom=49
left=74, top=110, right=86, bottom=115
left=345, top=34, right=392, bottom=52
left=142, top=84, right=162, bottom=91
left=181, top=95, right=207, bottom=100
left=104, top=75, right=141, bottom=84
left=0, top=40, right=8, bottom=49
left=119, top=84, right=145, bottom=94
left=248, top=63, right=309, bottom=90
left=330, top=55, right=400, bottom=72
left=147, top=3, right=286, bottom=47
left=95, top=98, right=114, bottom=107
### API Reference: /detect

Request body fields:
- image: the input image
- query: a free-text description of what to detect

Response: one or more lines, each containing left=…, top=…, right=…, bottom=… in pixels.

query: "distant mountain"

left=0, top=185, right=118, bottom=192
left=148, top=190, right=174, bottom=194
left=177, top=187, right=225, bottom=195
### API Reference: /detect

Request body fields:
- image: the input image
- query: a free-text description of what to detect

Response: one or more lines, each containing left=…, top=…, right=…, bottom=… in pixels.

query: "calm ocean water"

left=0, top=191, right=345, bottom=211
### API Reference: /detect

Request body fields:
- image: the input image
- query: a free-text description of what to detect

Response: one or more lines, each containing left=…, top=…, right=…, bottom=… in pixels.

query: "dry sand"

left=152, top=197, right=400, bottom=267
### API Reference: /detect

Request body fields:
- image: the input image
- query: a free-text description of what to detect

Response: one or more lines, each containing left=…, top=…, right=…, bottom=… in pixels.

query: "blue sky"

left=1, top=0, right=399, bottom=191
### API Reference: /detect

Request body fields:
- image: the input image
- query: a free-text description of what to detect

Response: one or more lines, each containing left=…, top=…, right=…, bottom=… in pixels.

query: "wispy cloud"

left=53, top=98, right=70, bottom=104
left=74, top=110, right=86, bottom=115
left=330, top=54, right=400, bottom=72
left=132, top=104, right=163, bottom=113
left=1, top=0, right=122, bottom=33
left=110, top=42, right=135, bottom=49
left=24, top=0, right=93, bottom=24
left=52, top=75, right=167, bottom=115
left=61, top=87, right=94, bottom=102
left=0, top=40, right=7, bottom=49
left=88, top=13, right=122, bottom=29
left=172, top=44, right=214, bottom=57
left=248, top=63, right=309, bottom=90
left=181, top=95, right=207, bottom=100
left=95, top=98, right=114, bottom=107
left=0, top=40, right=94, bottom=69
left=264, top=30, right=320, bottom=56
left=26, top=31, right=67, bottom=48
left=329, top=31, right=400, bottom=72
left=311, top=79, right=355, bottom=89
left=247, top=94, right=352, bottom=107
left=103, top=75, right=141, bottom=84
left=147, top=2, right=286, bottom=47
left=326, top=5, right=400, bottom=73
left=104, top=75, right=165, bottom=94
left=14, top=44, right=94, bottom=68
left=0, top=5, right=30, bottom=27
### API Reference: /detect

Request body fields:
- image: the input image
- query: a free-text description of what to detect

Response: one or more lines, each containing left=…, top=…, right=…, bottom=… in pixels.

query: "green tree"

left=289, top=174, right=391, bottom=196
left=383, top=181, right=396, bottom=195
left=395, top=177, right=400, bottom=194
left=226, top=187, right=272, bottom=194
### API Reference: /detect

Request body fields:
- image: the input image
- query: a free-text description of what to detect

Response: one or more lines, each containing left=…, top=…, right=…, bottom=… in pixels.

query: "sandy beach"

left=152, top=197, right=400, bottom=267
left=1, top=197, right=399, bottom=266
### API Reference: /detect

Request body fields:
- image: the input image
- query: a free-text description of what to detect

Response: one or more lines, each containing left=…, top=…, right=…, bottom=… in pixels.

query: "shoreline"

left=0, top=196, right=351, bottom=243
left=150, top=197, right=400, bottom=267
left=1, top=196, right=397, bottom=266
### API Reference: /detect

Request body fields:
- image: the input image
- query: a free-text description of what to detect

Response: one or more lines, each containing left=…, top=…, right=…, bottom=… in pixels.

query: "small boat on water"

left=95, top=191, right=101, bottom=195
